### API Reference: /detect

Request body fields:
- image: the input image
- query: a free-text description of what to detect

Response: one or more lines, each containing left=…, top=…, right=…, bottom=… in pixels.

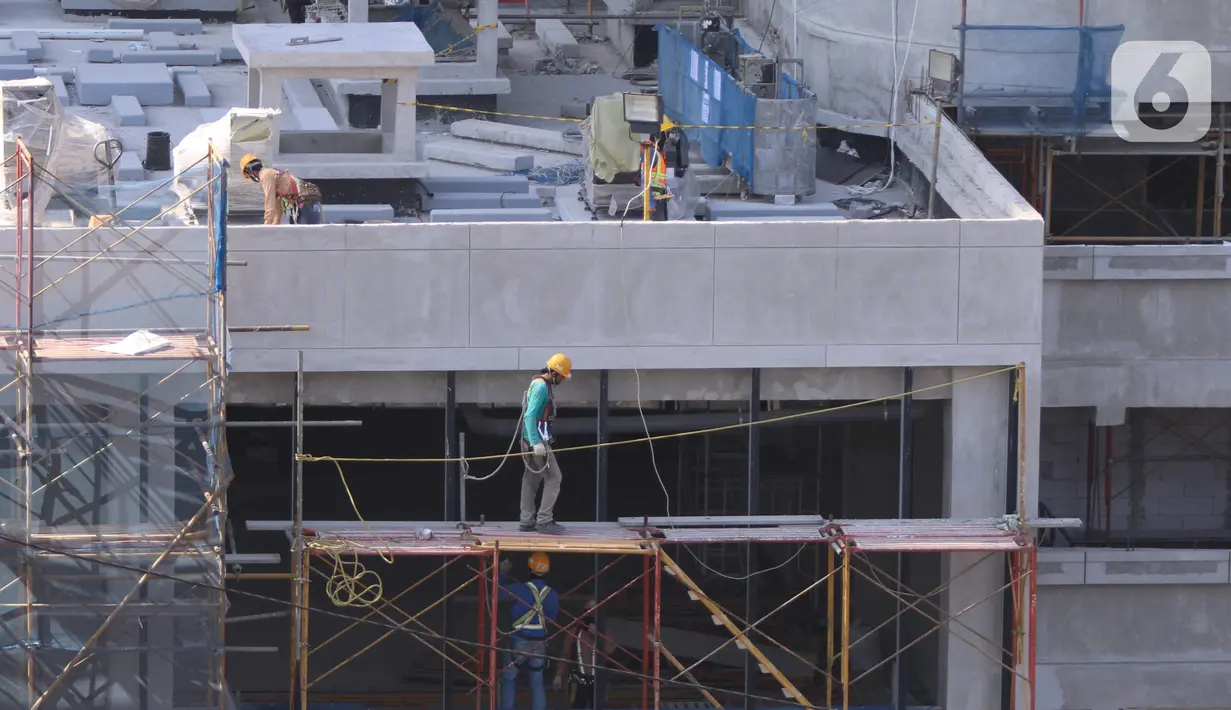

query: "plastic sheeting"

left=581, top=94, right=642, bottom=182
left=1, top=78, right=113, bottom=226
left=173, top=107, right=279, bottom=214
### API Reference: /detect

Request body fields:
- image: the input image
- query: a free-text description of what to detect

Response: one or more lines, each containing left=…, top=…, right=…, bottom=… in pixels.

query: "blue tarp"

left=657, top=25, right=759, bottom=183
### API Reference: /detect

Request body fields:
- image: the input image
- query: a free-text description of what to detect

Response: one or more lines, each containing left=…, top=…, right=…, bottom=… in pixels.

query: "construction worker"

left=519, top=353, right=571, bottom=535
left=499, top=553, right=559, bottom=710
left=553, top=599, right=616, bottom=709
left=239, top=154, right=324, bottom=225
left=639, top=133, right=671, bottom=221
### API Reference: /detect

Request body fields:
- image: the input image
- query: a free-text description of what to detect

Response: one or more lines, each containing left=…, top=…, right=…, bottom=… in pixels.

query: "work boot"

left=536, top=521, right=565, bottom=535
left=518, top=523, right=536, bottom=533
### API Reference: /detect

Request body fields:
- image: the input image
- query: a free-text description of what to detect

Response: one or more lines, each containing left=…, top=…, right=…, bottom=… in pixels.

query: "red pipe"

left=489, top=547, right=500, bottom=710
left=642, top=555, right=650, bottom=710
left=1028, top=546, right=1038, bottom=710
left=476, top=556, right=488, bottom=710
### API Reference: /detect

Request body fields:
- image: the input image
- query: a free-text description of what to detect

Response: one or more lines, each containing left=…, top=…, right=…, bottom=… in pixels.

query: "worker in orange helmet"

left=239, top=154, right=324, bottom=225
left=519, top=353, right=572, bottom=535
left=498, top=552, right=559, bottom=710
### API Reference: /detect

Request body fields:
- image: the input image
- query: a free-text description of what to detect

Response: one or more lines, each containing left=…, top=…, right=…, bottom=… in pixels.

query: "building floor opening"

left=223, top=400, right=967, bottom=708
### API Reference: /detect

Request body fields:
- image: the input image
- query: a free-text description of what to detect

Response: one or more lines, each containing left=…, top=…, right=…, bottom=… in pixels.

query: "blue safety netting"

left=394, top=0, right=475, bottom=56
left=657, top=25, right=758, bottom=182
left=957, top=25, right=1124, bottom=136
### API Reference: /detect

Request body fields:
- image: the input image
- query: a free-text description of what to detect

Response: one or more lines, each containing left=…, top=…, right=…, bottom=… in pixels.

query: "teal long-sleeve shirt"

left=522, top=379, right=551, bottom=445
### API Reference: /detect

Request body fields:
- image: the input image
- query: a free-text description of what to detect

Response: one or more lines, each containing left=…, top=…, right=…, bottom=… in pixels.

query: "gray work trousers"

left=519, top=440, right=562, bottom=525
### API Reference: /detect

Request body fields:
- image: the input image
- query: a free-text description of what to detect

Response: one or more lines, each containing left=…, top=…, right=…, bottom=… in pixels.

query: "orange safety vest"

left=649, top=150, right=668, bottom=193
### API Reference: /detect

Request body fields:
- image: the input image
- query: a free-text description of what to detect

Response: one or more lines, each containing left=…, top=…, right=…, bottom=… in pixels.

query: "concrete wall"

left=746, top=0, right=1231, bottom=125
left=3, top=220, right=1043, bottom=375
left=1036, top=555, right=1231, bottom=710
left=1043, top=245, right=1231, bottom=411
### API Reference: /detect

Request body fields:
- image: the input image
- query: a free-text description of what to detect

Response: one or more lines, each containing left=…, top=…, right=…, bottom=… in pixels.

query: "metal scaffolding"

left=243, top=517, right=1039, bottom=710
left=0, top=138, right=231, bottom=709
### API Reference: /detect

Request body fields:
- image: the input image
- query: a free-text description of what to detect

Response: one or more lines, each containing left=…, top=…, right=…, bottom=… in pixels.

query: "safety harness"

left=510, top=580, right=552, bottom=637
left=272, top=169, right=322, bottom=221
left=526, top=376, right=556, bottom=446
left=571, top=628, right=598, bottom=684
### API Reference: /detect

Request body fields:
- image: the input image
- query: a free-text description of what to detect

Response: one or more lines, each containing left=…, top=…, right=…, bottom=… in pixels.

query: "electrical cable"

left=0, top=530, right=833, bottom=710
left=846, top=0, right=918, bottom=198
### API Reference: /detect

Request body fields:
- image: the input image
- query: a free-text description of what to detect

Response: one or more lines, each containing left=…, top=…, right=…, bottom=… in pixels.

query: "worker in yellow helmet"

left=239, top=154, right=324, bottom=226
left=498, top=552, right=558, bottom=710
left=519, top=353, right=571, bottom=535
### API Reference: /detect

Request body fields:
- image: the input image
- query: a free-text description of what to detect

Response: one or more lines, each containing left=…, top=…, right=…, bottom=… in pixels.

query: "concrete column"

left=348, top=0, right=369, bottom=23
left=476, top=0, right=498, bottom=76
left=246, top=67, right=261, bottom=109
left=940, top=367, right=1009, bottom=710
left=382, top=73, right=418, bottom=159
left=258, top=70, right=283, bottom=161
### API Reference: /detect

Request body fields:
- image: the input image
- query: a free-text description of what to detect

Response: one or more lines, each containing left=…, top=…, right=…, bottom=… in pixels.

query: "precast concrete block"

left=219, top=44, right=243, bottom=62
left=419, top=192, right=542, bottom=211
left=77, top=63, right=174, bottom=106
left=107, top=18, right=204, bottom=35
left=49, top=76, right=69, bottom=105
left=534, top=19, right=579, bottom=58
left=0, top=44, right=29, bottom=65
left=87, top=47, right=116, bottom=63
left=416, top=175, right=531, bottom=193
left=429, top=208, right=554, bottom=223
left=111, top=95, right=147, bottom=126
left=10, top=31, right=44, bottom=62
left=115, top=152, right=145, bottom=181
left=175, top=71, right=212, bottom=107
left=147, top=32, right=182, bottom=51
left=702, top=200, right=842, bottom=220
left=423, top=139, right=534, bottom=172
left=121, top=49, right=218, bottom=66
left=322, top=204, right=396, bottom=223
left=0, top=67, right=36, bottom=80
left=449, top=118, right=583, bottom=156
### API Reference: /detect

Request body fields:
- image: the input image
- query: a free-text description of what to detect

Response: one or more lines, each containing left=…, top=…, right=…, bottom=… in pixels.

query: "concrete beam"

left=282, top=78, right=337, bottom=131
left=9, top=31, right=44, bottom=62
left=449, top=118, right=583, bottom=156
left=107, top=18, right=204, bottom=35
left=120, top=49, right=218, bottom=66
left=423, top=138, right=534, bottom=172
left=175, top=72, right=212, bottom=107
left=429, top=207, right=554, bottom=222
left=535, top=18, right=579, bottom=58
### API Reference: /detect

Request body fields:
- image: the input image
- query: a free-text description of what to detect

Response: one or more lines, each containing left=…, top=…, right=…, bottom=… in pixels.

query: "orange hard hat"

left=528, top=551, right=550, bottom=575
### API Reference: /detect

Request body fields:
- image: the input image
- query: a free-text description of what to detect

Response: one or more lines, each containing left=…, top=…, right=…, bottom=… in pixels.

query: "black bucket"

left=143, top=131, right=172, bottom=171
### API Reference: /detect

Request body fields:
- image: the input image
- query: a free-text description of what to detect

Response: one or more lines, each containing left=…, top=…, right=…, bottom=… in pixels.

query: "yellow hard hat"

left=546, top=353, right=572, bottom=379
left=528, top=551, right=550, bottom=575
left=239, top=153, right=262, bottom=179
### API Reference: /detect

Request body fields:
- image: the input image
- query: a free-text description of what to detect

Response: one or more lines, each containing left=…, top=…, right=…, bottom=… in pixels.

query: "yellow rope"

left=436, top=23, right=497, bottom=58
left=308, top=459, right=396, bottom=608
left=299, top=365, right=1020, bottom=466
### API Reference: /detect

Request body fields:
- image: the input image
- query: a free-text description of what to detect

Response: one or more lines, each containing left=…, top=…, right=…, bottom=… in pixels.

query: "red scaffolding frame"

left=246, top=516, right=1039, bottom=710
